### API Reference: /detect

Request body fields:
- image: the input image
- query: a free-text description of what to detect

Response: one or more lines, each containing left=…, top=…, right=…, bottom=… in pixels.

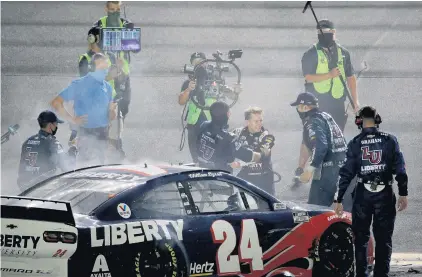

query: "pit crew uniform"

left=17, top=130, right=76, bottom=191
left=336, top=127, right=408, bottom=277
left=303, top=109, right=347, bottom=206
left=196, top=121, right=255, bottom=174
left=231, top=126, right=275, bottom=194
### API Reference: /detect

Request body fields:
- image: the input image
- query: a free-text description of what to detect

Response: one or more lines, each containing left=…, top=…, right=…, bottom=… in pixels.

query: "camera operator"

left=51, top=53, right=117, bottom=167
left=196, top=101, right=268, bottom=174
left=92, top=1, right=139, bottom=120
left=179, top=52, right=214, bottom=162
left=230, top=107, right=276, bottom=195
left=179, top=52, right=242, bottom=162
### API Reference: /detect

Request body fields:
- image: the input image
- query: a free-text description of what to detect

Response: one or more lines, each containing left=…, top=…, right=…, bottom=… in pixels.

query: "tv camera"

left=182, top=49, right=243, bottom=110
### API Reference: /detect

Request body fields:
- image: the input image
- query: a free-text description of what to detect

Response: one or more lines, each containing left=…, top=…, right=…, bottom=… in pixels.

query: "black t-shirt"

left=301, top=42, right=354, bottom=94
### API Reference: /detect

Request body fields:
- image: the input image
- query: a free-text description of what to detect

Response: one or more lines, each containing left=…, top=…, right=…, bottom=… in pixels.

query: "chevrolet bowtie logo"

left=6, top=224, right=17, bottom=229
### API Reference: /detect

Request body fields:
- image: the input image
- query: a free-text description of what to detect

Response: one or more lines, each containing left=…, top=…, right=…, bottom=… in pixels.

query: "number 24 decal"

left=52, top=249, right=67, bottom=258
left=211, top=219, right=264, bottom=274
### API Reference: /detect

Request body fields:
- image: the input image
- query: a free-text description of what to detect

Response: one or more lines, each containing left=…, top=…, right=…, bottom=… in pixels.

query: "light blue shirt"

left=59, top=73, right=113, bottom=129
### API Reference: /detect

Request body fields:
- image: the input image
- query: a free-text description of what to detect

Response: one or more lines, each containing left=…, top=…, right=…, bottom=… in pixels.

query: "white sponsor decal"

left=190, top=261, right=215, bottom=276
left=293, top=212, right=310, bottom=223
left=91, top=254, right=111, bottom=277
left=90, top=219, right=184, bottom=247
left=117, top=203, right=131, bottom=219
left=65, top=171, right=145, bottom=182
left=188, top=172, right=223, bottom=179
left=273, top=203, right=287, bottom=210
left=361, top=164, right=386, bottom=172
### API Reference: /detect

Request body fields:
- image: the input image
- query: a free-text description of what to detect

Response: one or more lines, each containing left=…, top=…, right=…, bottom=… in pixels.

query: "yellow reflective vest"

left=313, top=44, right=346, bottom=99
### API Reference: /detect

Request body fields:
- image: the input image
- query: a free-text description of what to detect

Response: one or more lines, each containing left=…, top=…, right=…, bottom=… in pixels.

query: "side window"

left=187, top=179, right=271, bottom=214
left=132, top=182, right=186, bottom=217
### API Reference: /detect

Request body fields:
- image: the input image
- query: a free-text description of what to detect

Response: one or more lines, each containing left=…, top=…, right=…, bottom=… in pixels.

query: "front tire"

left=313, top=223, right=355, bottom=277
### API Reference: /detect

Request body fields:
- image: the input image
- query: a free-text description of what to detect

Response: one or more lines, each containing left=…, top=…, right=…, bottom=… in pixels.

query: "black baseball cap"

left=290, top=92, right=318, bottom=106
left=317, top=19, right=335, bottom=30
left=37, top=110, right=64, bottom=124
left=190, top=52, right=206, bottom=63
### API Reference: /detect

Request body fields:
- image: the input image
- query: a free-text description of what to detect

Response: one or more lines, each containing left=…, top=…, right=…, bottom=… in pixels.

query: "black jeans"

left=308, top=165, right=340, bottom=207
left=352, top=185, right=396, bottom=277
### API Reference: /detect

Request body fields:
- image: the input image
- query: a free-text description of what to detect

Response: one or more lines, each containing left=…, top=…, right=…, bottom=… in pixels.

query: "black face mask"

left=297, top=109, right=309, bottom=120
left=297, top=108, right=318, bottom=121
left=51, top=125, right=58, bottom=136
left=318, top=33, right=334, bottom=48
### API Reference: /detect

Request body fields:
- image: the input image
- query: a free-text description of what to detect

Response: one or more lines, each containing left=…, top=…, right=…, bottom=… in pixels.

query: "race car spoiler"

left=0, top=195, right=76, bottom=226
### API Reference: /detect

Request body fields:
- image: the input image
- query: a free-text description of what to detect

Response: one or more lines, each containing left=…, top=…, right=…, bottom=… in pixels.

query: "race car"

left=1, top=163, right=374, bottom=277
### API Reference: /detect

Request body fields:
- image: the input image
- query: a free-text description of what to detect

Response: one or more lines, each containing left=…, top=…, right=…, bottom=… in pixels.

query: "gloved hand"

left=68, top=145, right=79, bottom=158
left=259, top=134, right=275, bottom=149
left=290, top=167, right=304, bottom=191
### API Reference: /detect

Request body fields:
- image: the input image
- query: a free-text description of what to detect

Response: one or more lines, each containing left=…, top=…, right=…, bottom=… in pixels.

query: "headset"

left=355, top=106, right=382, bottom=129
left=87, top=27, right=100, bottom=45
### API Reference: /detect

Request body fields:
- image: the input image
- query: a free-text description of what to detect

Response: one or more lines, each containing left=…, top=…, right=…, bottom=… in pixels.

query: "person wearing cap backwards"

left=179, top=52, right=242, bottom=163
left=196, top=101, right=269, bottom=174
left=301, top=19, right=359, bottom=132
left=17, top=111, right=77, bottom=191
left=50, top=53, right=117, bottom=167
left=334, top=106, right=408, bottom=277
left=290, top=92, right=347, bottom=206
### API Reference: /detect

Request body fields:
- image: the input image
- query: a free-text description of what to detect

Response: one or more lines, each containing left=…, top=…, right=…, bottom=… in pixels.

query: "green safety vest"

left=98, top=16, right=130, bottom=75
left=79, top=53, right=117, bottom=99
left=313, top=44, right=346, bottom=99
left=186, top=98, right=216, bottom=125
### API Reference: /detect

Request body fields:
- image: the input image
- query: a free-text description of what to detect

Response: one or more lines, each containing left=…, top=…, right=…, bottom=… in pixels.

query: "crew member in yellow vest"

left=301, top=19, right=359, bottom=131
left=178, top=52, right=214, bottom=163
left=292, top=19, right=360, bottom=192
left=92, top=1, right=138, bottom=120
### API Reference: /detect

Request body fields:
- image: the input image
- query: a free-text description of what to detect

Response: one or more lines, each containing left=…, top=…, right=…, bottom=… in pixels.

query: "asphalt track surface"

left=1, top=1, right=422, bottom=256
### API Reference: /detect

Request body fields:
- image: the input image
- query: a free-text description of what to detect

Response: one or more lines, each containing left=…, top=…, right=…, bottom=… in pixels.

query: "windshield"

left=22, top=176, right=140, bottom=215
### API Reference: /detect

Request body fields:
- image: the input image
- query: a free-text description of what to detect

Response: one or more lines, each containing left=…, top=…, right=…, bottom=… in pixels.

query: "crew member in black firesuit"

left=334, top=106, right=408, bottom=277
left=196, top=101, right=269, bottom=174
left=230, top=107, right=276, bottom=194
left=17, top=111, right=77, bottom=191
left=290, top=92, right=347, bottom=206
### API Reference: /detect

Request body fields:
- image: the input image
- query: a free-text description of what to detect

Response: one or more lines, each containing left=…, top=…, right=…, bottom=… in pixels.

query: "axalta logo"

left=190, top=262, right=214, bottom=276
left=90, top=219, right=184, bottom=247
left=91, top=254, right=111, bottom=277
left=1, top=234, right=40, bottom=249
